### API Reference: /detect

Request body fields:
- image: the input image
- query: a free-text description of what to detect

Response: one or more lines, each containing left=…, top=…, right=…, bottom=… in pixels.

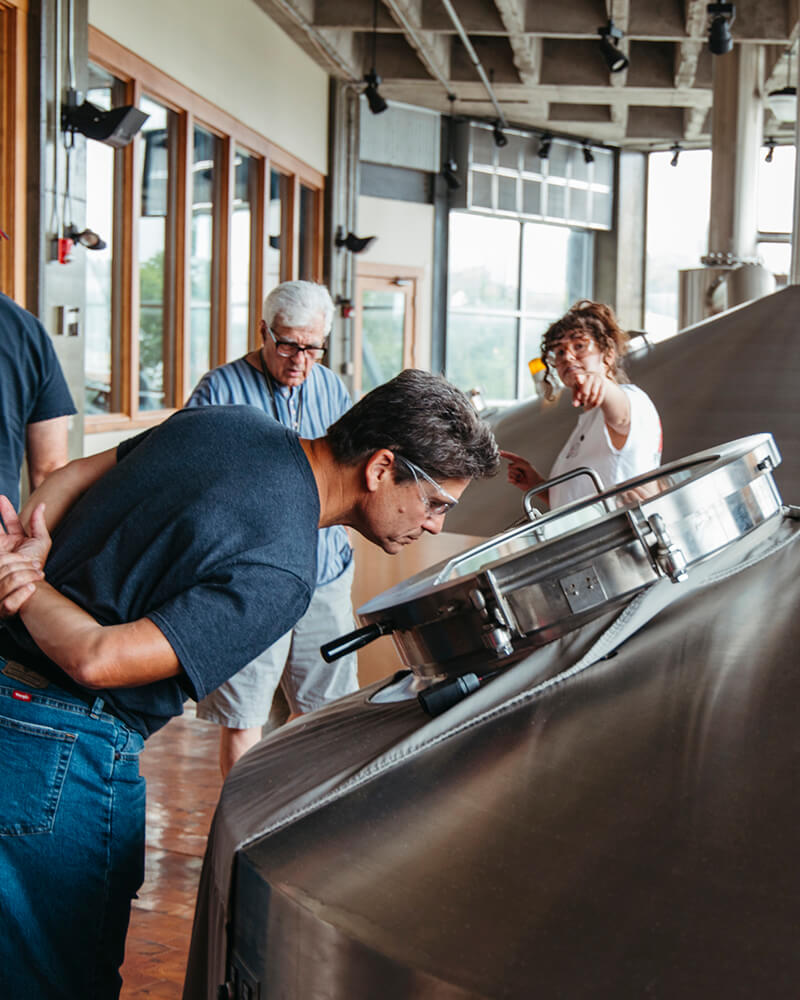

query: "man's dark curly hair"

left=327, top=369, right=499, bottom=483
left=540, top=300, right=630, bottom=402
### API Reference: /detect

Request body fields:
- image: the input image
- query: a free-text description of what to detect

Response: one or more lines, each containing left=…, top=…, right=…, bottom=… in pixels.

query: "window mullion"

left=125, top=78, right=143, bottom=419
left=212, top=136, right=234, bottom=368
left=174, top=109, right=191, bottom=406
left=287, top=173, right=299, bottom=279
left=252, top=156, right=268, bottom=351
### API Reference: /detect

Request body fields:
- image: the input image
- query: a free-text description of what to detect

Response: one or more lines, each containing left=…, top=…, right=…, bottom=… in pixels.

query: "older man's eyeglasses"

left=396, top=456, right=459, bottom=517
left=267, top=326, right=326, bottom=360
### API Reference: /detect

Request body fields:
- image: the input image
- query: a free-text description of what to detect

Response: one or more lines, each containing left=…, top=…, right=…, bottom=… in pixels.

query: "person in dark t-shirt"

left=0, top=293, right=76, bottom=509
left=0, top=369, right=499, bottom=1000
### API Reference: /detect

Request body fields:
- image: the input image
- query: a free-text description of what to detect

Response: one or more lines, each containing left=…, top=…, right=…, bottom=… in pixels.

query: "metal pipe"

left=439, top=0, right=506, bottom=127
left=790, top=44, right=800, bottom=283
left=382, top=0, right=452, bottom=95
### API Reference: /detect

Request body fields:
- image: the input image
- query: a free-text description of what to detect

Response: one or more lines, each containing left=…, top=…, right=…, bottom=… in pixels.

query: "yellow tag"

left=528, top=357, right=546, bottom=376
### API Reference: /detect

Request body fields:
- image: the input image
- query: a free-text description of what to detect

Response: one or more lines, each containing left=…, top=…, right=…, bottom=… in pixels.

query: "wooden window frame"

left=0, top=0, right=28, bottom=301
left=86, top=27, right=325, bottom=433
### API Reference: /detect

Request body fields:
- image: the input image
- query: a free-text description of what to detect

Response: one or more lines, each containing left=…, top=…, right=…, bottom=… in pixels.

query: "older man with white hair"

left=186, top=280, right=357, bottom=776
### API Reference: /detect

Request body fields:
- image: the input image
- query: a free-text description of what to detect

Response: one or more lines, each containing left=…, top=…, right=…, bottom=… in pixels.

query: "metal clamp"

left=648, top=513, right=688, bottom=583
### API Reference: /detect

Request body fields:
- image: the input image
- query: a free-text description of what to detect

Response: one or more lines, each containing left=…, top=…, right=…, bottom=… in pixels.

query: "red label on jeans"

left=12, top=690, right=32, bottom=702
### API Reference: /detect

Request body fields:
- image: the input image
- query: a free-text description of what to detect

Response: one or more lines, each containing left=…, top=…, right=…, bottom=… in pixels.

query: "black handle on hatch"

left=320, top=622, right=394, bottom=662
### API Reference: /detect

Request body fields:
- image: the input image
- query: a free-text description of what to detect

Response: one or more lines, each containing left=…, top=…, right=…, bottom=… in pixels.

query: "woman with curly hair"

left=501, top=300, right=662, bottom=509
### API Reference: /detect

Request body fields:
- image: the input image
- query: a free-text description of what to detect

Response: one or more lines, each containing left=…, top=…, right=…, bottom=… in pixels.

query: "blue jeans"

left=0, top=658, right=146, bottom=999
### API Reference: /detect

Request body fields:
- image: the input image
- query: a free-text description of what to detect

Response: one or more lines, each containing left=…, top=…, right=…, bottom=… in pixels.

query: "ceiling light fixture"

left=707, top=3, right=735, bottom=56
left=64, top=223, right=107, bottom=250
left=61, top=89, right=148, bottom=148
left=670, top=142, right=682, bottom=167
left=538, top=132, right=553, bottom=159
left=363, top=0, right=388, bottom=115
left=582, top=141, right=594, bottom=164
left=597, top=18, right=629, bottom=73
left=764, top=137, right=777, bottom=163
left=442, top=94, right=462, bottom=191
left=766, top=47, right=797, bottom=125
left=335, top=227, right=377, bottom=254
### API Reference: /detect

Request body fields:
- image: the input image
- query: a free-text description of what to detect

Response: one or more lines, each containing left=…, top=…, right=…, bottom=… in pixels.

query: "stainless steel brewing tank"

left=355, top=434, right=782, bottom=678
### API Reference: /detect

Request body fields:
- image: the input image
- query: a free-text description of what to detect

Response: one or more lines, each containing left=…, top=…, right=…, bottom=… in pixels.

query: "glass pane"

left=548, top=141, right=570, bottom=179
left=448, top=213, right=520, bottom=311
left=522, top=222, right=591, bottom=316
left=361, top=289, right=406, bottom=394
left=757, top=145, right=794, bottom=233
left=470, top=169, right=493, bottom=209
left=522, top=179, right=541, bottom=215
left=190, top=124, right=218, bottom=391
left=497, top=174, right=517, bottom=212
left=84, top=65, right=117, bottom=414
left=591, top=189, right=613, bottom=228
left=266, top=168, right=288, bottom=294
left=497, top=133, right=522, bottom=171
left=571, top=148, right=589, bottom=182
left=645, top=148, right=711, bottom=339
left=229, top=149, right=257, bottom=359
left=593, top=148, right=614, bottom=187
left=757, top=241, right=790, bottom=283
left=298, top=184, right=317, bottom=281
left=138, top=95, right=174, bottom=410
left=471, top=125, right=495, bottom=167
left=545, top=182, right=566, bottom=217
left=569, top=186, right=588, bottom=222
left=445, top=313, right=518, bottom=400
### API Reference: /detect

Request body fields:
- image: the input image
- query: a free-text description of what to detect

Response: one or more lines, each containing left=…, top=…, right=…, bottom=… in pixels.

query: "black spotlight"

left=538, top=132, right=553, bottom=159
left=493, top=121, right=508, bottom=147
left=597, top=19, right=629, bottom=73
left=442, top=158, right=461, bottom=190
left=707, top=3, right=735, bottom=56
left=363, top=0, right=388, bottom=114
left=61, top=94, right=149, bottom=148
left=363, top=69, right=388, bottom=115
left=764, top=137, right=777, bottom=163
left=582, top=141, right=594, bottom=164
left=670, top=142, right=681, bottom=167
left=335, top=227, right=376, bottom=254
left=64, top=223, right=107, bottom=250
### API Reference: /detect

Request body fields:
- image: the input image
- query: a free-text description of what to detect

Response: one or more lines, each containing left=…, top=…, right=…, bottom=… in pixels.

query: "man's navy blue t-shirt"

left=0, top=293, right=76, bottom=509
left=1, top=406, right=319, bottom=736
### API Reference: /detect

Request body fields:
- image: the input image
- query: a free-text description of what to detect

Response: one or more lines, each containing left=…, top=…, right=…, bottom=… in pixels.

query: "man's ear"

left=259, top=319, right=268, bottom=344
left=364, top=449, right=396, bottom=493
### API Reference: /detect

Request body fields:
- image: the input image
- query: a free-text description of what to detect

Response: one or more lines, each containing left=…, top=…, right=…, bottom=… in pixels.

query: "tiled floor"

left=120, top=706, right=222, bottom=998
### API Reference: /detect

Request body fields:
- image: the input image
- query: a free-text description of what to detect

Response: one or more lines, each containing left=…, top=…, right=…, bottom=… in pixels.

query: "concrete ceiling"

left=254, top=0, right=800, bottom=149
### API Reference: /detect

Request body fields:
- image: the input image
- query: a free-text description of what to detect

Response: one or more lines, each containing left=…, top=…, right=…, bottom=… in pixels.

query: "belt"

left=0, top=656, right=109, bottom=720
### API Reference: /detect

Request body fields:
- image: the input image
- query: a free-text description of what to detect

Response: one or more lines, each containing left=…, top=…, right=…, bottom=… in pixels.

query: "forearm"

left=18, top=581, right=181, bottom=689
left=20, top=449, right=117, bottom=533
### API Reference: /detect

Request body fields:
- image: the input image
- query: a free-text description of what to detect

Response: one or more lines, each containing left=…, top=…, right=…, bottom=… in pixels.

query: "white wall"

left=356, top=195, right=435, bottom=367
left=89, top=0, right=329, bottom=173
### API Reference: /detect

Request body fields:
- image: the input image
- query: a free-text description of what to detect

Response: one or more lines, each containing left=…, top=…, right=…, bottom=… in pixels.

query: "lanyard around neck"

left=259, top=351, right=304, bottom=432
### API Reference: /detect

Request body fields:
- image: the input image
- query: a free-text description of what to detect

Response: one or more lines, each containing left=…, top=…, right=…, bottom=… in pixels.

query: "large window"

left=84, top=31, right=324, bottom=432
left=757, top=144, right=795, bottom=282
left=645, top=145, right=796, bottom=339
left=644, top=149, right=712, bottom=340
left=446, top=213, right=593, bottom=404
